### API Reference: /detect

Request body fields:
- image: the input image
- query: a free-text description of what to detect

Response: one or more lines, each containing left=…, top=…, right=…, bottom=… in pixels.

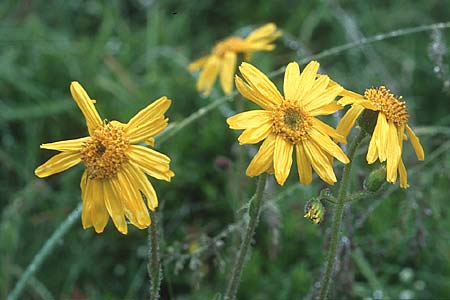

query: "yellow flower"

left=188, top=23, right=281, bottom=96
left=226, top=61, right=349, bottom=185
left=336, top=86, right=424, bottom=188
left=35, top=82, right=174, bottom=234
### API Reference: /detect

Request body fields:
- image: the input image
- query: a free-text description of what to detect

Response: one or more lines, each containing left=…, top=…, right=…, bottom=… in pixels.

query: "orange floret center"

left=272, top=100, right=313, bottom=144
left=364, top=86, right=409, bottom=126
left=80, top=122, right=130, bottom=179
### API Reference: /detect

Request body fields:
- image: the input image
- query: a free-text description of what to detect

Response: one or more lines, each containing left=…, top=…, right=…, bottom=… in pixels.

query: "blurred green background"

left=1, top=0, right=450, bottom=299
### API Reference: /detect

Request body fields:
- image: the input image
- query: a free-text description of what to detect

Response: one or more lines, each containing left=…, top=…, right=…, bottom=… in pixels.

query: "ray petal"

left=220, top=51, right=237, bottom=95
left=309, top=129, right=349, bottom=164
left=197, top=56, right=221, bottom=96
left=70, top=82, right=102, bottom=134
left=127, top=145, right=173, bottom=182
left=406, top=125, right=425, bottom=160
left=295, top=144, right=312, bottom=185
left=294, top=61, right=320, bottom=103
left=312, top=118, right=346, bottom=144
left=103, top=180, right=127, bottom=234
left=227, top=110, right=273, bottom=129
left=89, top=179, right=109, bottom=233
left=273, top=135, right=294, bottom=185
left=303, top=139, right=337, bottom=184
left=40, top=137, right=89, bottom=152
left=35, top=151, right=81, bottom=178
left=283, top=62, right=300, bottom=100
left=246, top=134, right=276, bottom=176
left=237, top=121, right=272, bottom=145
left=336, top=104, right=365, bottom=140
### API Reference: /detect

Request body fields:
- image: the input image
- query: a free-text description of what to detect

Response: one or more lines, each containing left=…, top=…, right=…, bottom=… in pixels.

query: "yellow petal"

left=406, top=125, right=425, bottom=160
left=302, top=74, right=329, bottom=107
left=239, top=62, right=283, bottom=106
left=237, top=121, right=272, bottom=145
left=386, top=122, right=401, bottom=183
left=366, top=134, right=379, bottom=164
left=312, top=118, right=346, bottom=144
left=220, top=51, right=237, bottom=95
left=114, top=170, right=150, bottom=229
left=245, top=23, right=278, bottom=42
left=303, top=139, right=336, bottom=185
left=227, top=110, right=273, bottom=129
left=146, top=137, right=155, bottom=147
left=89, top=179, right=109, bottom=233
left=103, top=180, right=127, bottom=234
left=127, top=145, right=173, bottom=182
left=70, top=82, right=102, bottom=134
left=295, top=144, right=312, bottom=185
left=40, top=137, right=89, bottom=152
left=197, top=55, right=221, bottom=96
left=376, top=113, right=388, bottom=162
left=309, top=129, right=349, bottom=164
left=80, top=171, right=93, bottom=229
left=246, top=134, right=276, bottom=176
left=128, top=117, right=168, bottom=144
left=309, top=102, right=343, bottom=117
left=283, top=62, right=300, bottom=100
left=126, top=163, right=159, bottom=210
left=304, top=84, right=343, bottom=112
left=235, top=76, right=276, bottom=110
left=188, top=55, right=209, bottom=72
left=273, top=135, right=293, bottom=185
left=338, top=96, right=378, bottom=111
left=294, top=61, right=319, bottom=103
left=398, top=158, right=409, bottom=188
left=336, top=104, right=365, bottom=140
left=35, top=151, right=80, bottom=178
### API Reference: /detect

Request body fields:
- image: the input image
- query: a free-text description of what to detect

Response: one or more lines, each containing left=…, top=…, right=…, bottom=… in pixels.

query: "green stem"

left=8, top=203, right=82, bottom=300
left=148, top=211, right=162, bottom=300
left=318, top=130, right=366, bottom=300
left=224, top=174, right=267, bottom=300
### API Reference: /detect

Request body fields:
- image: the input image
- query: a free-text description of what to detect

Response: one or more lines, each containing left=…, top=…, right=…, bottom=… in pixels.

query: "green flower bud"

left=364, top=165, right=386, bottom=192
left=304, top=198, right=325, bottom=224
left=358, top=109, right=378, bottom=135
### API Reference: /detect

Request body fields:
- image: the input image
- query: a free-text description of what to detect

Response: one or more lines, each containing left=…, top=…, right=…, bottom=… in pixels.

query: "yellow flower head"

left=188, top=23, right=281, bottom=96
left=336, top=86, right=425, bottom=188
left=227, top=61, right=349, bottom=186
left=35, top=82, right=175, bottom=234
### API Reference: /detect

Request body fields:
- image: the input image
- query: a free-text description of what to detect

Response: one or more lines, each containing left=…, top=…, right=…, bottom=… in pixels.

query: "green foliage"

left=1, top=0, right=450, bottom=299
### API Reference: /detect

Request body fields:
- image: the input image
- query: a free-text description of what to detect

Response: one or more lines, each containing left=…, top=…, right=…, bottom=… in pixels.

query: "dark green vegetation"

left=1, top=1, right=450, bottom=299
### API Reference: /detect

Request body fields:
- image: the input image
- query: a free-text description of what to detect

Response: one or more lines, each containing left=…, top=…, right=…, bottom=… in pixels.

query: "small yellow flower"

left=336, top=86, right=424, bottom=188
left=227, top=61, right=349, bottom=186
left=35, top=82, right=174, bottom=234
left=188, top=23, right=281, bottom=96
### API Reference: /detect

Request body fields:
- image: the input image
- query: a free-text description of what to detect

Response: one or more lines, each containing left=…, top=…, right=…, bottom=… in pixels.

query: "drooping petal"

left=125, top=163, right=158, bottom=210
left=40, top=137, right=89, bottom=152
left=235, top=76, right=276, bottom=110
left=80, top=171, right=93, bottom=229
left=309, top=129, right=349, bottom=164
left=376, top=113, right=389, bottom=162
left=102, top=180, right=127, bottom=234
left=127, top=145, right=173, bottom=182
left=303, top=139, right=337, bottom=185
left=188, top=55, right=210, bottom=72
left=283, top=62, right=301, bottom=100
left=385, top=122, right=401, bottom=183
left=70, top=82, right=102, bottom=134
left=295, top=144, right=312, bottom=185
left=197, top=56, right=221, bottom=96
left=336, top=104, right=365, bottom=140
left=227, top=110, right=273, bottom=129
left=246, top=134, right=276, bottom=176
left=294, top=61, right=320, bottom=103
left=220, top=51, right=237, bottom=95
left=35, top=151, right=81, bottom=178
left=89, top=179, right=109, bottom=233
left=239, top=62, right=283, bottom=106
left=366, top=132, right=379, bottom=164
left=312, top=118, right=346, bottom=144
left=398, top=158, right=409, bottom=188
left=237, top=121, right=272, bottom=145
left=273, top=135, right=294, bottom=185
left=406, top=125, right=425, bottom=160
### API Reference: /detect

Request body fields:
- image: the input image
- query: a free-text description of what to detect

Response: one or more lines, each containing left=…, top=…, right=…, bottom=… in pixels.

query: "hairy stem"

left=318, top=130, right=366, bottom=300
left=224, top=173, right=267, bottom=300
left=148, top=211, right=162, bottom=300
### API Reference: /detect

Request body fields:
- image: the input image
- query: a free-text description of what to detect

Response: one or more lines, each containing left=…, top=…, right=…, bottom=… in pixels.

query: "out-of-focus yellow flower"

left=188, top=23, right=281, bottom=96
left=336, top=86, right=424, bottom=188
left=226, top=61, right=349, bottom=186
left=35, top=82, right=174, bottom=234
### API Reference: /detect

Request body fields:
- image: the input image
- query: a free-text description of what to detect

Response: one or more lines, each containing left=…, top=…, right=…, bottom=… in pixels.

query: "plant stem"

left=224, top=173, right=267, bottom=300
left=148, top=211, right=162, bottom=300
left=318, top=130, right=366, bottom=300
left=8, top=203, right=82, bottom=300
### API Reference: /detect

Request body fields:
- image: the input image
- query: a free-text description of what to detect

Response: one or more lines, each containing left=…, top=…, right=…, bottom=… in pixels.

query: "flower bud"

left=304, top=198, right=325, bottom=224
left=358, top=109, right=378, bottom=135
left=364, top=165, right=386, bottom=192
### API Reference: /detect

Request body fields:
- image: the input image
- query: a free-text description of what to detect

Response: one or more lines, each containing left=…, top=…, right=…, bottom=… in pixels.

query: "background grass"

left=1, top=0, right=450, bottom=299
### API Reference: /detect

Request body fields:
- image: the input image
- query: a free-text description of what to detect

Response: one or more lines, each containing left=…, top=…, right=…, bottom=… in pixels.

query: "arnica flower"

left=336, top=86, right=424, bottom=188
left=226, top=61, right=349, bottom=186
left=188, top=23, right=281, bottom=96
left=35, top=82, right=174, bottom=234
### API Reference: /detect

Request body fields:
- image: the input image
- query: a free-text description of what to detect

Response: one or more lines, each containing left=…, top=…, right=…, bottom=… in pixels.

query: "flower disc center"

left=272, top=100, right=312, bottom=144
left=80, top=122, right=130, bottom=180
left=364, top=86, right=409, bottom=126
left=213, top=37, right=243, bottom=57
